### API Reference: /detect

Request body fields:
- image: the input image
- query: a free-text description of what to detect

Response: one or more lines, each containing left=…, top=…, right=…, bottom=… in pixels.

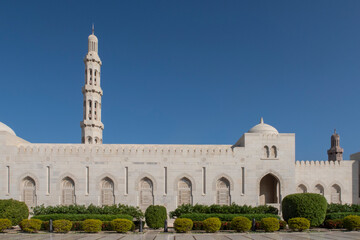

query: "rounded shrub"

left=83, top=219, right=102, bottom=233
left=0, top=219, right=12, bottom=232
left=261, top=217, right=280, bottom=232
left=203, top=217, right=221, bottom=233
left=288, top=217, right=310, bottom=231
left=0, top=199, right=29, bottom=226
left=282, top=193, right=327, bottom=227
left=145, top=205, right=167, bottom=229
left=174, top=218, right=193, bottom=233
left=111, top=219, right=133, bottom=233
left=19, top=219, right=42, bottom=233
left=343, top=215, right=360, bottom=231
left=52, top=219, right=72, bottom=233
left=231, top=216, right=251, bottom=232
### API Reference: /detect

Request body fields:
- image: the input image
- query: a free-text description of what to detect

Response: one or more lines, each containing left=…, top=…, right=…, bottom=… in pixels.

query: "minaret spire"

left=92, top=23, right=94, bottom=35
left=80, top=30, right=104, bottom=144
left=327, top=129, right=344, bottom=161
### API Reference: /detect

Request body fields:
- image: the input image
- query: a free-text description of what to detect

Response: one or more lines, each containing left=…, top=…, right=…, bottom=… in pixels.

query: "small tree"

left=282, top=193, right=327, bottom=227
left=145, top=205, right=167, bottom=229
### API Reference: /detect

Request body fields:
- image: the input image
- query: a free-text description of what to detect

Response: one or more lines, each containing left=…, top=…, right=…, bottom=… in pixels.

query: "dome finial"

left=260, top=117, right=264, bottom=124
left=92, top=23, right=94, bottom=35
left=334, top=128, right=336, bottom=134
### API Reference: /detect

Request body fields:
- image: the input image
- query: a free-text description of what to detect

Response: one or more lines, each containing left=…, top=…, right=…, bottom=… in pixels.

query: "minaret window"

left=85, top=69, right=87, bottom=84
left=89, top=69, right=92, bottom=85
left=94, top=70, right=97, bottom=86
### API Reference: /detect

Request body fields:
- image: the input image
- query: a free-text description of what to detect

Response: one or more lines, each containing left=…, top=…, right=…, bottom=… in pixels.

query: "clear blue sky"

left=1, top=0, right=360, bottom=160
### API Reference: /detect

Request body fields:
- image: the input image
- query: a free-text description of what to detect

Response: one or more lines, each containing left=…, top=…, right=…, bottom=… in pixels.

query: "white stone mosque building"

left=1, top=30, right=360, bottom=212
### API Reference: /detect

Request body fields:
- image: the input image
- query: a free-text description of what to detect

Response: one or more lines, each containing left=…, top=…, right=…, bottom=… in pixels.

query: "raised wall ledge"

left=15, top=144, right=236, bottom=156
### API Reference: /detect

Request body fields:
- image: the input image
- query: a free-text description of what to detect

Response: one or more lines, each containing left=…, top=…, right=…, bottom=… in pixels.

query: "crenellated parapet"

left=295, top=160, right=347, bottom=167
left=16, top=144, right=235, bottom=157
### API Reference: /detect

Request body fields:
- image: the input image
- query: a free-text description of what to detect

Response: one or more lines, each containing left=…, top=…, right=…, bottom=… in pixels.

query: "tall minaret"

left=327, top=129, right=344, bottom=161
left=80, top=26, right=104, bottom=144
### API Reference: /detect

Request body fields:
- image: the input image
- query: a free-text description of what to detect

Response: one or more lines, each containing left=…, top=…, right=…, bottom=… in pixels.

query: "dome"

left=0, top=122, right=16, bottom=136
left=88, top=34, right=98, bottom=42
left=248, top=118, right=278, bottom=134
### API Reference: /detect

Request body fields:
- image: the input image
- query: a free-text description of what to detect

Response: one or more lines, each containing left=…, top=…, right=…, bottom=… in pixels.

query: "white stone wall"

left=295, top=160, right=360, bottom=204
left=1, top=130, right=359, bottom=212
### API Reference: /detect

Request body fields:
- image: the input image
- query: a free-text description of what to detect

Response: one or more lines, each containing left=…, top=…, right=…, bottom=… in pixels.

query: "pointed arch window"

left=101, top=178, right=114, bottom=206
left=331, top=184, right=341, bottom=203
left=314, top=184, right=324, bottom=196
left=263, top=146, right=269, bottom=158
left=216, top=177, right=230, bottom=205
left=62, top=177, right=75, bottom=205
left=178, top=177, right=192, bottom=206
left=23, top=177, right=36, bottom=207
left=297, top=184, right=307, bottom=193
left=140, top=178, right=153, bottom=210
left=270, top=146, right=277, bottom=158
left=94, top=70, right=97, bottom=86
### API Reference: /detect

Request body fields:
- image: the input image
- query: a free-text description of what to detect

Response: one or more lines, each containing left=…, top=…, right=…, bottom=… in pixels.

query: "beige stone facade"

left=1, top=31, right=360, bottom=212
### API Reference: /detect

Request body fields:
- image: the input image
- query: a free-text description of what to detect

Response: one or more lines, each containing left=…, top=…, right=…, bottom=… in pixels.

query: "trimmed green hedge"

left=326, top=212, right=360, bottom=220
left=179, top=213, right=279, bottom=222
left=327, top=204, right=360, bottom=213
left=282, top=193, right=327, bottom=227
left=170, top=203, right=278, bottom=218
left=32, top=204, right=144, bottom=220
left=32, top=214, right=132, bottom=222
left=0, top=199, right=29, bottom=226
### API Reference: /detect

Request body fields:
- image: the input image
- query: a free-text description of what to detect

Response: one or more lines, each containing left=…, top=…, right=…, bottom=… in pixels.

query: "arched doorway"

left=259, top=174, right=280, bottom=205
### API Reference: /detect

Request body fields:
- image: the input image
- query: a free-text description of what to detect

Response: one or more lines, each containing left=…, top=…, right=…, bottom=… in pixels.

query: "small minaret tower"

left=327, top=129, right=344, bottom=161
left=80, top=26, right=104, bottom=144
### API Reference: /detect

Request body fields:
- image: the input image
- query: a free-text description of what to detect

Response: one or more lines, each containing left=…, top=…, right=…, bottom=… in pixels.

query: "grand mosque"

left=1, top=30, right=359, bottom=212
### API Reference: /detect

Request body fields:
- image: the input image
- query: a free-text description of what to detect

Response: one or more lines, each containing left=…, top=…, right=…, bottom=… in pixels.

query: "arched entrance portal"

left=259, top=174, right=280, bottom=205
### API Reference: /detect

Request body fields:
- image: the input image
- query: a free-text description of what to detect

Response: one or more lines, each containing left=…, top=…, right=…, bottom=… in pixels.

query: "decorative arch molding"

left=257, top=170, right=284, bottom=193
left=57, top=173, right=79, bottom=191
left=135, top=173, right=157, bottom=191
left=296, top=181, right=310, bottom=191
left=18, top=173, right=40, bottom=191
left=173, top=173, right=196, bottom=191
left=212, top=174, right=234, bottom=191
left=96, top=173, right=118, bottom=192
left=311, top=181, right=327, bottom=195
left=328, top=181, right=345, bottom=194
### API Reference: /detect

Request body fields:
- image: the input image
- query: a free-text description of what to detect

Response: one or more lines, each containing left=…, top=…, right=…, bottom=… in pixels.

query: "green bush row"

left=179, top=213, right=279, bottom=222
left=326, top=212, right=360, bottom=220
left=32, top=204, right=143, bottom=219
left=32, top=213, right=133, bottom=222
left=169, top=203, right=278, bottom=218
left=327, top=203, right=360, bottom=213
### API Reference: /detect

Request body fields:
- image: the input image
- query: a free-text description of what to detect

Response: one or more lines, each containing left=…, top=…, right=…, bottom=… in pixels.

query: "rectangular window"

left=6, top=166, right=10, bottom=194
left=86, top=167, right=89, bottom=195
left=47, top=166, right=50, bottom=194
left=164, top=167, right=167, bottom=195
left=202, top=167, right=206, bottom=194
left=241, top=167, right=245, bottom=194
left=125, top=167, right=128, bottom=195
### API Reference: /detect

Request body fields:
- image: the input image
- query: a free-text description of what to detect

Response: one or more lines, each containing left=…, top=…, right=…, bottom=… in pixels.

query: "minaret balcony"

left=82, top=86, right=103, bottom=95
left=80, top=120, right=104, bottom=130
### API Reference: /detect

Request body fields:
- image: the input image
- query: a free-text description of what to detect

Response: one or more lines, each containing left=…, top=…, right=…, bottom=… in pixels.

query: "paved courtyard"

left=0, top=231, right=360, bottom=240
